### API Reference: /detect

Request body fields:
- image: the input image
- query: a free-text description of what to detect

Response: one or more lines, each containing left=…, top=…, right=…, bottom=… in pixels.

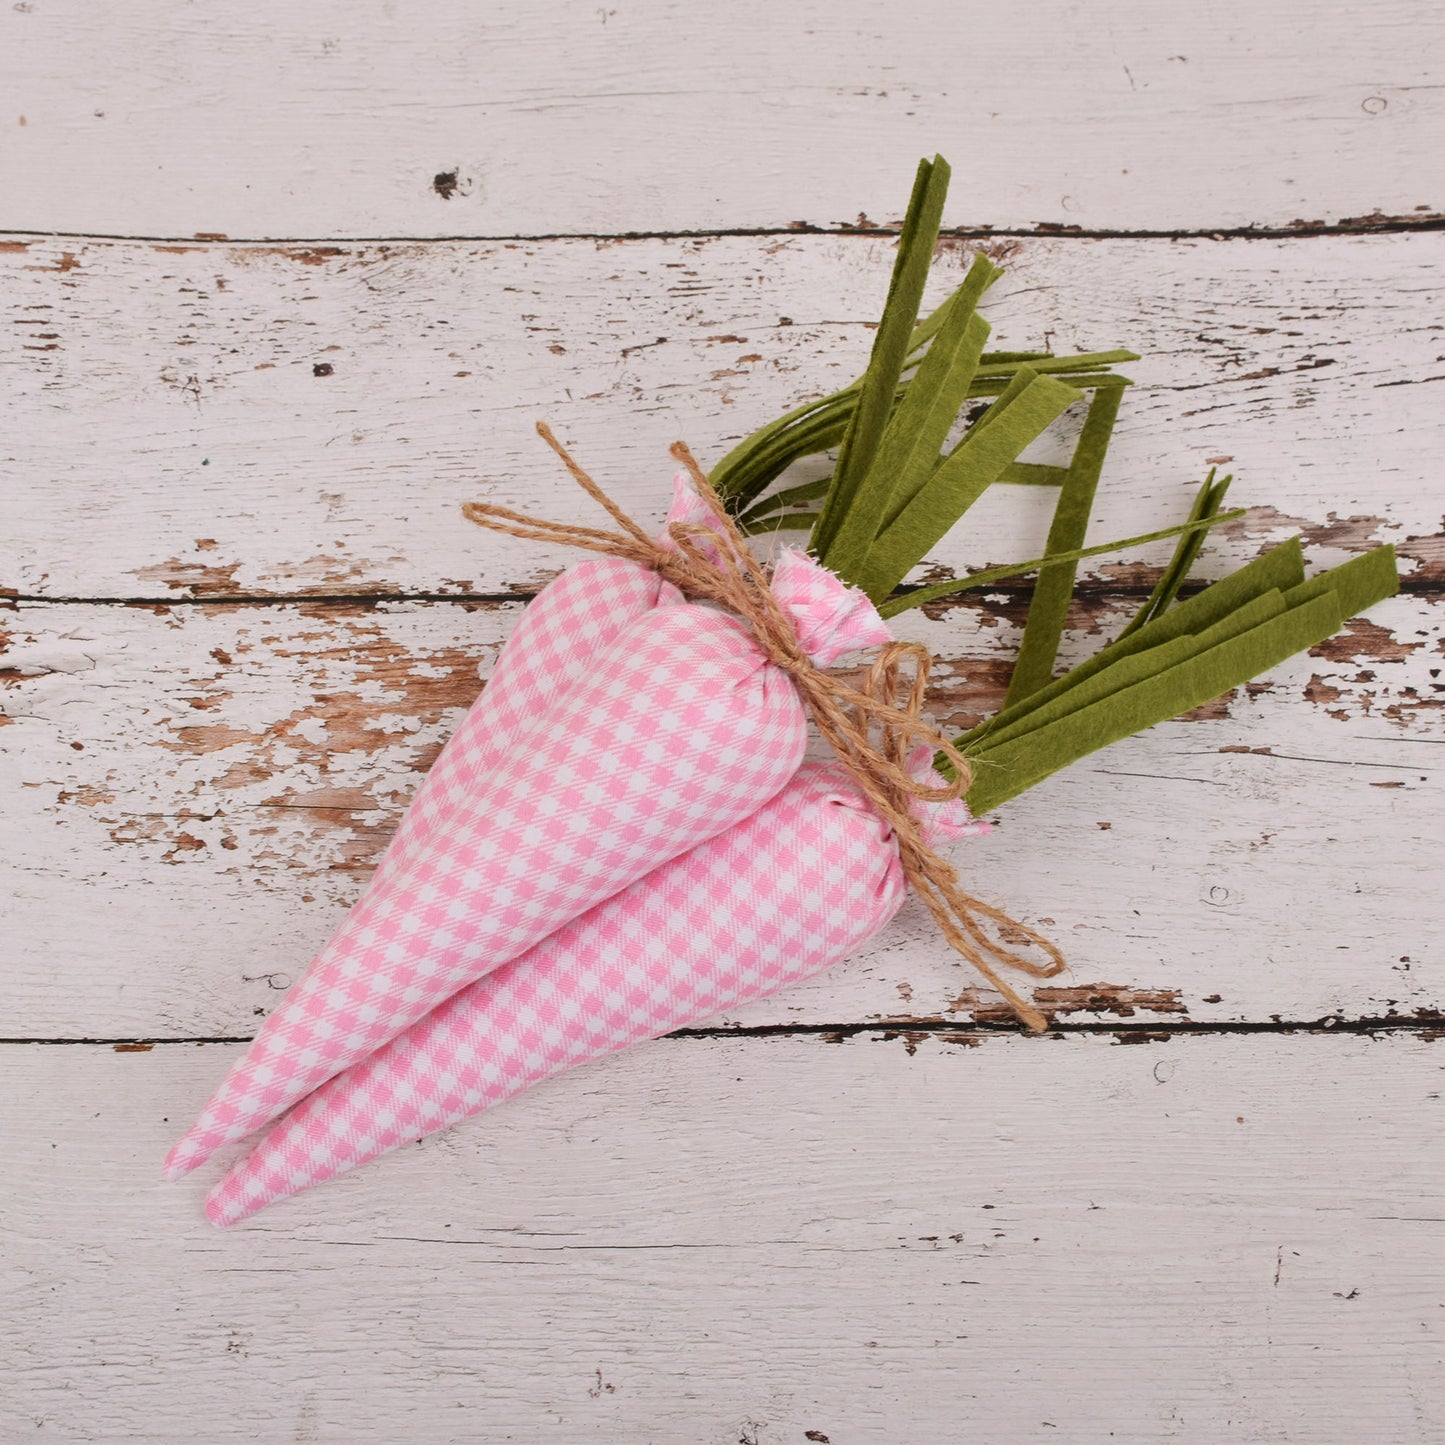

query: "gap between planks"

left=6, top=567, right=1443, bottom=609
left=5, top=214, right=1445, bottom=246
left=7, top=1014, right=1443, bottom=1050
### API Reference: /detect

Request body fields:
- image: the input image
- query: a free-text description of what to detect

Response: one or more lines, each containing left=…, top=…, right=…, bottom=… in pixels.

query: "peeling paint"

left=948, top=983, right=1187, bottom=1025
left=131, top=553, right=404, bottom=599
left=1311, top=618, right=1423, bottom=664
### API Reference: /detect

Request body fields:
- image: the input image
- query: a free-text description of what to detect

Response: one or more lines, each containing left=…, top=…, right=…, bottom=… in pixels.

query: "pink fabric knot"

left=659, top=472, right=890, bottom=666
left=769, top=548, right=893, bottom=667
left=657, top=470, right=730, bottom=562
left=907, top=744, right=991, bottom=846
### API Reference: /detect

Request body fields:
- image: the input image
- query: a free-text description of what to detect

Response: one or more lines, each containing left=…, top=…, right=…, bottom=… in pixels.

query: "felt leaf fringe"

left=706, top=152, right=1399, bottom=819
left=811, top=155, right=955, bottom=561
left=961, top=547, right=1398, bottom=814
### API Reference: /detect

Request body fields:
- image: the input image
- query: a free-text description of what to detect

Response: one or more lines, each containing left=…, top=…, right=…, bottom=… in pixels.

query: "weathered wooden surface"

left=4, top=1034, right=1443, bottom=1442
left=3, top=592, right=1440, bottom=1037
left=2, top=1, right=1442, bottom=237
left=5, top=3, right=1445, bottom=1440
left=4, top=231, right=1443, bottom=600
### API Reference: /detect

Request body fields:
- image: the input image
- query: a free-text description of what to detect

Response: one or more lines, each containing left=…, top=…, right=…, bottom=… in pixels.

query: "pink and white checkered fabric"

left=166, top=493, right=889, bottom=1181
left=206, top=759, right=986, bottom=1224
left=164, top=554, right=679, bottom=1183
left=768, top=548, right=892, bottom=667
left=331, top=473, right=726, bottom=913
left=655, top=471, right=893, bottom=666
left=374, top=556, right=683, bottom=889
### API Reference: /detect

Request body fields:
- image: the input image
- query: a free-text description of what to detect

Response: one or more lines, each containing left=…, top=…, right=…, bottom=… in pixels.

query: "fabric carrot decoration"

left=163, top=502, right=691, bottom=1182
left=206, top=752, right=982, bottom=1225
left=165, top=479, right=890, bottom=1180
left=167, top=150, right=1399, bottom=1232
left=207, top=498, right=1399, bottom=1225
left=356, top=474, right=735, bottom=891
left=169, top=153, right=1126, bottom=1190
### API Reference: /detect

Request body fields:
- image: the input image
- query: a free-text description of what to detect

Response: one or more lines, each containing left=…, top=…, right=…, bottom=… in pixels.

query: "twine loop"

left=463, top=423, right=1065, bottom=1030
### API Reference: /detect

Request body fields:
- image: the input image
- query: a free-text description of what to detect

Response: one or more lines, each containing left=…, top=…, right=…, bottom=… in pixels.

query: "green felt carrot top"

left=707, top=153, right=1398, bottom=816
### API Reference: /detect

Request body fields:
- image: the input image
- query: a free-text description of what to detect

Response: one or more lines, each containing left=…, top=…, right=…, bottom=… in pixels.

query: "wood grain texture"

left=4, top=231, right=1443, bottom=601
left=4, top=1034, right=1442, bottom=1442
left=6, top=7, right=1445, bottom=1435
left=4, top=591, right=1439, bottom=1037
left=2, top=0, right=1442, bottom=237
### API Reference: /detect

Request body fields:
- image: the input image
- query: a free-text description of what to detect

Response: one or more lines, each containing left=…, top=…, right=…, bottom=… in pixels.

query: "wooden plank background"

left=2, top=4, right=1442, bottom=1441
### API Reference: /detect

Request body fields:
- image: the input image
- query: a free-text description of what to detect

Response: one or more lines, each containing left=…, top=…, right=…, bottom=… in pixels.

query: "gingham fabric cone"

left=373, top=556, right=682, bottom=885
left=163, top=510, right=689, bottom=1185
left=206, top=751, right=985, bottom=1225
left=166, top=495, right=890, bottom=1181
left=358, top=471, right=737, bottom=891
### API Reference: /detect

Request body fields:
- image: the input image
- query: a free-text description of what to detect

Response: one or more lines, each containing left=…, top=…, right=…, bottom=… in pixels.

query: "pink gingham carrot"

left=162, top=494, right=698, bottom=1183
left=363, top=471, right=736, bottom=889
left=207, top=754, right=984, bottom=1225
left=166, top=524, right=888, bottom=1179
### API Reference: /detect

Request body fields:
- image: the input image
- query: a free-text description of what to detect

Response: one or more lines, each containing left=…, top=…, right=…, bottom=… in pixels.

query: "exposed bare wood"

left=4, top=592, right=1438, bottom=1037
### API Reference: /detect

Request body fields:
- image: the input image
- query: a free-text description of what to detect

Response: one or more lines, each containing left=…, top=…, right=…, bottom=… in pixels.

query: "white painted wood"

left=4, top=593, right=1439, bottom=1036
left=4, top=231, right=1442, bottom=600
left=3, top=1034, right=1442, bottom=1442
left=2, top=1, right=1441, bottom=237
left=5, top=3, right=1442, bottom=1434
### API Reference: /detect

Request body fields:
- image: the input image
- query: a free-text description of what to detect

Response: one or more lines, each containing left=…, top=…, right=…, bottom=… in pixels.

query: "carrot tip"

left=205, top=1191, right=239, bottom=1228
left=161, top=1138, right=203, bottom=1181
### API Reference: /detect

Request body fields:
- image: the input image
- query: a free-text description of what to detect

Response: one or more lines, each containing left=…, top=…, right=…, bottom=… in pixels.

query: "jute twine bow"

left=463, top=422, right=1066, bottom=1031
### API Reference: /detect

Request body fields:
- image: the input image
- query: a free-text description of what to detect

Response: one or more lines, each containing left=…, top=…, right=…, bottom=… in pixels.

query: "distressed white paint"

left=1, top=1, right=1441, bottom=237
left=4, top=231, right=1442, bottom=600
left=5, top=10, right=1445, bottom=1433
left=3, top=593, right=1439, bottom=1036
left=3, top=1034, right=1442, bottom=1442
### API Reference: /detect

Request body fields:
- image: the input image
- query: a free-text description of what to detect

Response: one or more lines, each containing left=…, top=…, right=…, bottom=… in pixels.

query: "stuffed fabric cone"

left=207, top=753, right=983, bottom=1225
left=373, top=556, right=681, bottom=885
left=362, top=473, right=736, bottom=890
left=162, top=498, right=697, bottom=1185
left=167, top=512, right=890, bottom=1179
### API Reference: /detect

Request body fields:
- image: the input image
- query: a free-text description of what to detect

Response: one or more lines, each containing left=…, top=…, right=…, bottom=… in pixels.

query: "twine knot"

left=462, top=422, right=1065, bottom=1031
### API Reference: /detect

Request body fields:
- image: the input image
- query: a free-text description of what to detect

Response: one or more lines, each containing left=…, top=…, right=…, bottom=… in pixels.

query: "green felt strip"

left=953, top=538, right=1309, bottom=750
left=856, top=371, right=1081, bottom=602
left=872, top=255, right=1001, bottom=493
left=972, top=589, right=1288, bottom=754
left=721, top=401, right=854, bottom=509
left=1002, top=386, right=1122, bottom=706
left=715, top=351, right=1128, bottom=511
left=968, top=373, right=1134, bottom=398
left=812, top=156, right=951, bottom=560
left=972, top=349, right=1139, bottom=379
left=1281, top=543, right=1399, bottom=618
left=960, top=545, right=1398, bottom=812
left=822, top=274, right=995, bottom=579
left=974, top=349, right=1055, bottom=363
left=996, top=462, right=1071, bottom=487
left=1125, top=537, right=1307, bottom=643
left=710, top=390, right=845, bottom=499
left=1116, top=472, right=1231, bottom=641
left=735, top=476, right=832, bottom=525
left=902, top=267, right=1006, bottom=357
left=904, top=286, right=969, bottom=357
left=876, top=508, right=1246, bottom=618
left=723, top=361, right=1125, bottom=513
left=740, top=509, right=821, bottom=535
left=962, top=592, right=1346, bottom=813
left=955, top=362, right=1039, bottom=442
